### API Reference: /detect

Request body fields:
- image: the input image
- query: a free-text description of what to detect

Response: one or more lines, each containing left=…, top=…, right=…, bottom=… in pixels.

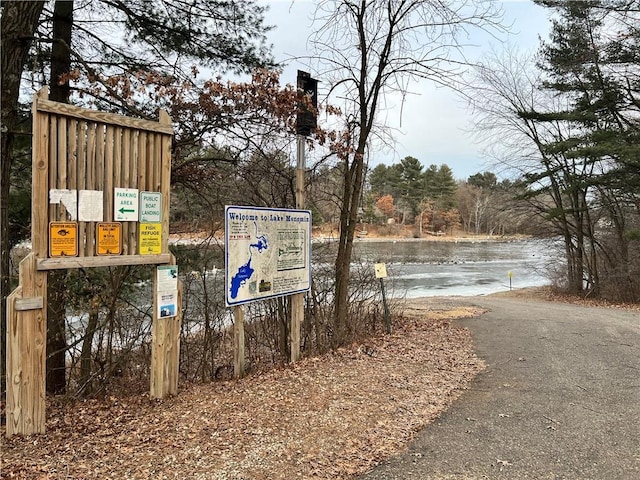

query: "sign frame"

left=225, top=205, right=312, bottom=307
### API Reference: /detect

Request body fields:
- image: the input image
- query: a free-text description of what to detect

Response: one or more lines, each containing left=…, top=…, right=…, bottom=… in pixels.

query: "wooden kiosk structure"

left=6, top=88, right=182, bottom=437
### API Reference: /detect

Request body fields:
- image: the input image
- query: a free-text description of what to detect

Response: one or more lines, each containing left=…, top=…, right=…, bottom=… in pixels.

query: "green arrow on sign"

left=119, top=207, right=135, bottom=214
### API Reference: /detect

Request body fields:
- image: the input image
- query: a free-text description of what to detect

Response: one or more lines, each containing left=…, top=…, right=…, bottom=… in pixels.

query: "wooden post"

left=150, top=259, right=182, bottom=399
left=290, top=134, right=306, bottom=363
left=6, top=254, right=47, bottom=436
left=233, top=306, right=245, bottom=379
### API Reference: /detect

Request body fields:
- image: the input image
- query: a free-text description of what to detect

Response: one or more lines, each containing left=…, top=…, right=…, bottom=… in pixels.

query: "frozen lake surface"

left=351, top=238, right=558, bottom=298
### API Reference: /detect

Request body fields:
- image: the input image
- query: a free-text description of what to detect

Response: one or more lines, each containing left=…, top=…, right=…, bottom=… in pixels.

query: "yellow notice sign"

left=96, top=222, right=122, bottom=255
left=374, top=263, right=387, bottom=279
left=49, top=222, right=78, bottom=257
left=139, top=223, right=162, bottom=254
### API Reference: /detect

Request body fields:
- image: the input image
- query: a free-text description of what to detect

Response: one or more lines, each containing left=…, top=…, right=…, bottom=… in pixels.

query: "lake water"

left=349, top=238, right=558, bottom=298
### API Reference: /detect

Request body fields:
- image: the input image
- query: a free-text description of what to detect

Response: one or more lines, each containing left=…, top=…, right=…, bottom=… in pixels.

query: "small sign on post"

left=49, top=222, right=78, bottom=257
left=96, top=222, right=122, bottom=255
left=140, top=191, right=162, bottom=223
left=139, top=223, right=162, bottom=254
left=114, top=187, right=139, bottom=221
left=374, top=263, right=391, bottom=333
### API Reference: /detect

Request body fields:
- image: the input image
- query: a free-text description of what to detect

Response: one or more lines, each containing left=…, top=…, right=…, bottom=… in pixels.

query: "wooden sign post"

left=5, top=88, right=181, bottom=437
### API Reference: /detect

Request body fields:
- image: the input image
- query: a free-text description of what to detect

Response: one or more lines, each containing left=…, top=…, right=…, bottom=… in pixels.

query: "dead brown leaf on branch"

left=1, top=303, right=485, bottom=480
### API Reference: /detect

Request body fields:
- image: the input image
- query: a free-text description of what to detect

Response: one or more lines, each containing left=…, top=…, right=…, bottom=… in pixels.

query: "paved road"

left=361, top=296, right=640, bottom=480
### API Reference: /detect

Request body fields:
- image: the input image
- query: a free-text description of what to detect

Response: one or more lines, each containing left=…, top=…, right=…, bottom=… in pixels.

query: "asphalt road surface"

left=361, top=296, right=640, bottom=480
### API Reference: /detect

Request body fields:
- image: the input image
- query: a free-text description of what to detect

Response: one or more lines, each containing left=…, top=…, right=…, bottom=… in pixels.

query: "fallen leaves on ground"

left=1, top=303, right=485, bottom=480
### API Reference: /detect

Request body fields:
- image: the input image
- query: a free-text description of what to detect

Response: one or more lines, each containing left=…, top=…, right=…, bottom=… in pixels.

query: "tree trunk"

left=0, top=0, right=46, bottom=396
left=46, top=0, right=74, bottom=394
left=333, top=148, right=366, bottom=344
left=79, top=298, right=99, bottom=397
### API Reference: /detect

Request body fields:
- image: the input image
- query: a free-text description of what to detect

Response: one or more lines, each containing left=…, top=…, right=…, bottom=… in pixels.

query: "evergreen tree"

left=398, top=156, right=424, bottom=219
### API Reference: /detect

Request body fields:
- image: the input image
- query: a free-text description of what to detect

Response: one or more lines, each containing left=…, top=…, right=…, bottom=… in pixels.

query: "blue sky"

left=260, top=0, right=553, bottom=180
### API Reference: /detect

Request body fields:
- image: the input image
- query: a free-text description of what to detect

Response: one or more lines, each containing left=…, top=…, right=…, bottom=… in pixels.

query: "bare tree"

left=470, top=49, right=600, bottom=293
left=309, top=0, right=504, bottom=335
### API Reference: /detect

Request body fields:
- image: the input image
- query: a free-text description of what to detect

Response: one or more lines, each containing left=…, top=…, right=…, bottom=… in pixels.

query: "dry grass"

left=1, top=303, right=485, bottom=480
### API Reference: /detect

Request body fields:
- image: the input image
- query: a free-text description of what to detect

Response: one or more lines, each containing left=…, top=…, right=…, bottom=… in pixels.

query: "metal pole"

left=380, top=277, right=391, bottom=334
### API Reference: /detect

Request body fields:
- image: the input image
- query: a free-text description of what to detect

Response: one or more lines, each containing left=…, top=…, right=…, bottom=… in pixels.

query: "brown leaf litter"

left=1, top=303, right=486, bottom=480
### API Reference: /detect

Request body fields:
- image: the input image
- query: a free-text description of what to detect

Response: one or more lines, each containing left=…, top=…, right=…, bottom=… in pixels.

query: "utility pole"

left=291, top=70, right=317, bottom=362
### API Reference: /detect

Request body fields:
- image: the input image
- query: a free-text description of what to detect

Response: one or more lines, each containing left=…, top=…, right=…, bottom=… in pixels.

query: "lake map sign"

left=225, top=206, right=311, bottom=306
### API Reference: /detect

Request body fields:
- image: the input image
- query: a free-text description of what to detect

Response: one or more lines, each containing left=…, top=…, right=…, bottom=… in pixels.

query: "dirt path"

left=361, top=296, right=640, bottom=479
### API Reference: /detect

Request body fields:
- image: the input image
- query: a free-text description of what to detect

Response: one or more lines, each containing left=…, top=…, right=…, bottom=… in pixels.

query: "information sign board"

left=96, top=222, right=122, bottom=255
left=139, top=223, right=162, bottom=254
left=49, top=222, right=78, bottom=257
left=225, top=206, right=311, bottom=306
left=140, top=191, right=162, bottom=223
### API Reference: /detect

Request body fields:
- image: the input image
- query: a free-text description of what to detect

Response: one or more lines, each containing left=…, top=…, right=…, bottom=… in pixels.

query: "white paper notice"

left=157, top=290, right=178, bottom=318
left=157, top=265, right=178, bottom=292
left=78, top=190, right=104, bottom=222
left=49, top=189, right=78, bottom=220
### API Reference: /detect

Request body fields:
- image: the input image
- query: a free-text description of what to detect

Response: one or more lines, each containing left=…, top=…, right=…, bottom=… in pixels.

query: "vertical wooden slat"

left=153, top=133, right=162, bottom=192
left=32, top=89, right=49, bottom=256
left=159, top=111, right=172, bottom=254
left=138, top=131, right=147, bottom=192
left=104, top=125, right=114, bottom=222
left=68, top=119, right=77, bottom=216
left=77, top=121, right=87, bottom=253
left=48, top=116, right=58, bottom=224
left=85, top=122, right=97, bottom=256
left=56, top=117, right=68, bottom=220
left=147, top=133, right=156, bottom=191
left=130, top=131, right=140, bottom=254
left=121, top=128, right=131, bottom=252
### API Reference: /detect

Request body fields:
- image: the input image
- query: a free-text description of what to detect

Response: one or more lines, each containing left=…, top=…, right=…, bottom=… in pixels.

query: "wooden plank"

left=119, top=128, right=129, bottom=251
left=104, top=125, right=114, bottom=222
left=6, top=287, right=22, bottom=436
left=15, top=297, right=44, bottom=311
left=129, top=131, right=140, bottom=254
left=37, top=98, right=174, bottom=134
left=56, top=116, right=68, bottom=220
left=84, top=122, right=96, bottom=257
left=233, top=306, right=245, bottom=379
left=37, top=253, right=172, bottom=270
left=160, top=112, right=172, bottom=254
left=68, top=119, right=77, bottom=216
left=138, top=132, right=147, bottom=191
left=32, top=89, right=49, bottom=257
left=77, top=121, right=87, bottom=254
left=48, top=115, right=58, bottom=223
left=154, top=133, right=162, bottom=192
